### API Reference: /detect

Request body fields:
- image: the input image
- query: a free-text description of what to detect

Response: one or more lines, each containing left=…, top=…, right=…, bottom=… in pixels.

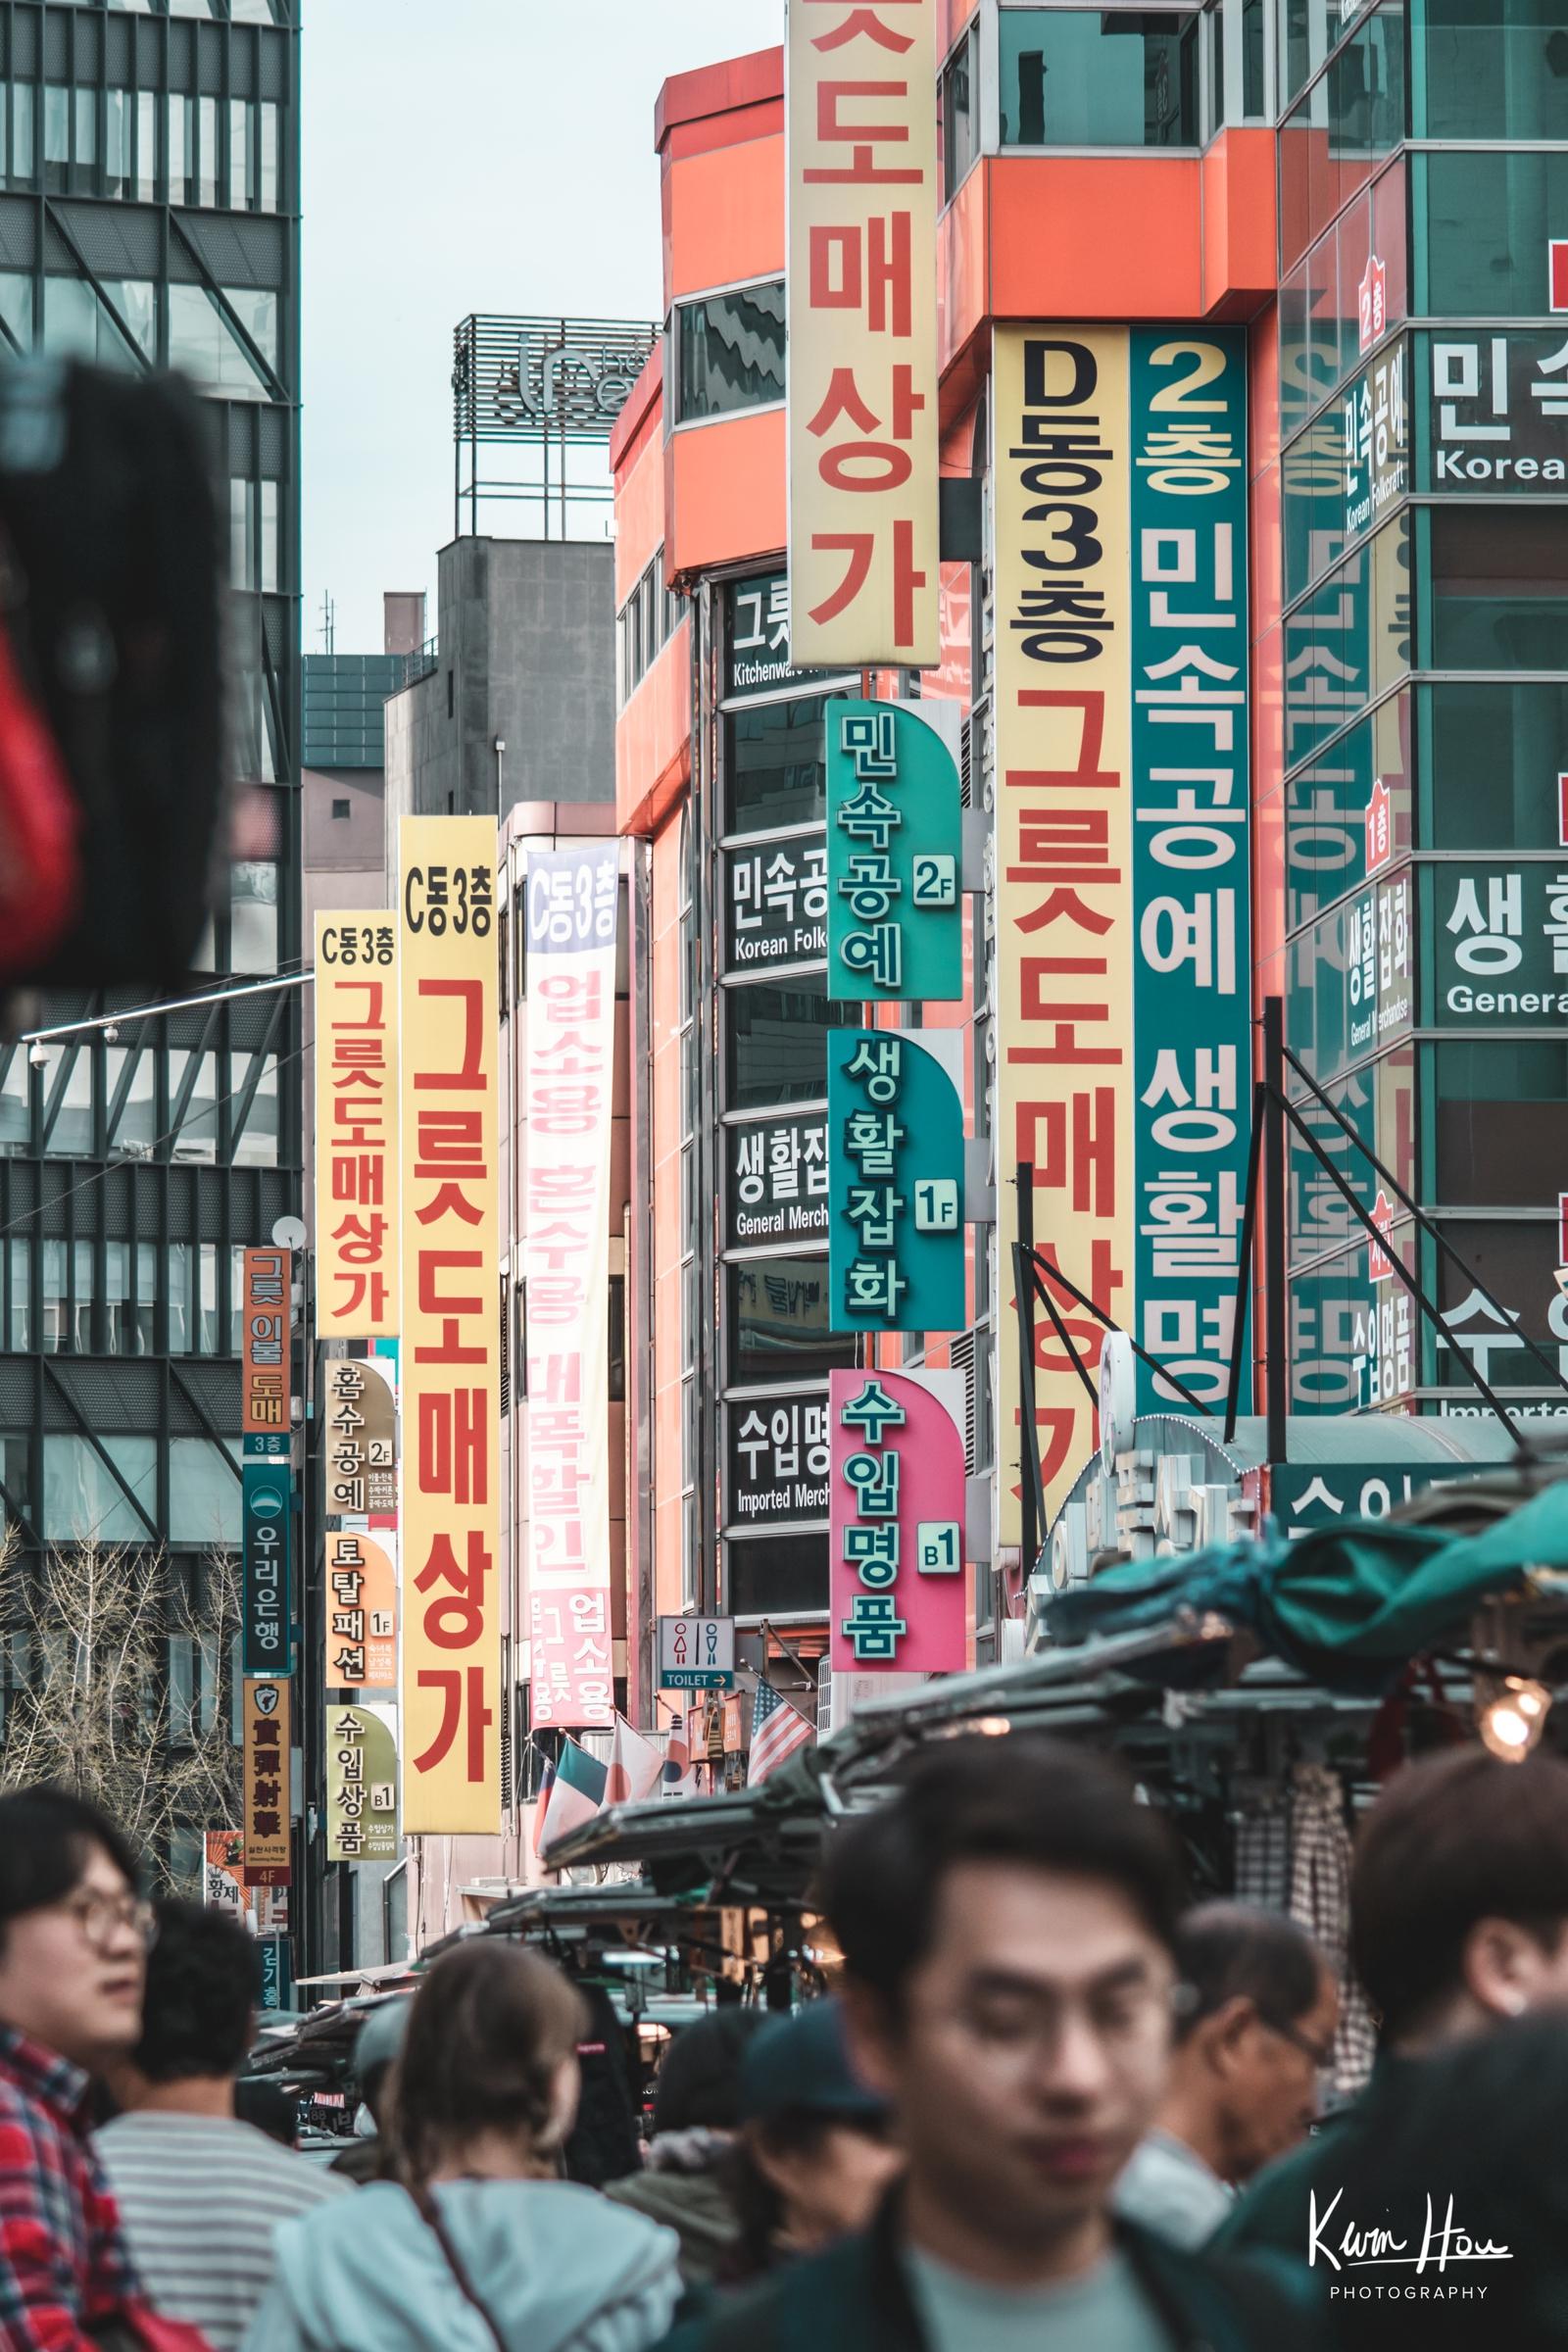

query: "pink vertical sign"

left=830, top=1368, right=967, bottom=1677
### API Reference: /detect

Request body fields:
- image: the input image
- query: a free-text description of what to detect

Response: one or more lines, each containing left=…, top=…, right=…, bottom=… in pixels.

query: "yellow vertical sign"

left=315, top=912, right=399, bottom=1339
left=786, top=0, right=939, bottom=667
left=993, top=328, right=1135, bottom=1547
left=398, top=818, right=501, bottom=1833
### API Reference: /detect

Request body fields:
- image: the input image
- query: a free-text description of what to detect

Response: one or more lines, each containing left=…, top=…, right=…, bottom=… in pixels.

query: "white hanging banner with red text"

left=524, top=847, right=619, bottom=1731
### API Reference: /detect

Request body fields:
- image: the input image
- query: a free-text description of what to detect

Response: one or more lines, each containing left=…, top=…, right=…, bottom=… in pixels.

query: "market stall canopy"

left=1044, top=1477, right=1568, bottom=1694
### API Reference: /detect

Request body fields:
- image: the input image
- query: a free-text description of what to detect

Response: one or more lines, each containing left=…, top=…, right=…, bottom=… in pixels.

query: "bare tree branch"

left=0, top=1535, right=242, bottom=1893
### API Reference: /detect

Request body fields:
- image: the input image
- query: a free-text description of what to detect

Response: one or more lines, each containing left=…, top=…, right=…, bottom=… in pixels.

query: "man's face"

left=847, top=1862, right=1175, bottom=2255
left=0, top=1842, right=145, bottom=2070
left=1219, top=1967, right=1340, bottom=2181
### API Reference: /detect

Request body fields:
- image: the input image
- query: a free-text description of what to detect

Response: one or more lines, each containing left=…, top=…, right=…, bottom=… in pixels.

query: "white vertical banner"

left=524, top=847, right=619, bottom=1731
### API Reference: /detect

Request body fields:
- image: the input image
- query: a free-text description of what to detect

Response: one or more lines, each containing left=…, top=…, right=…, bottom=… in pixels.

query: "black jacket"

left=657, top=2191, right=1324, bottom=2352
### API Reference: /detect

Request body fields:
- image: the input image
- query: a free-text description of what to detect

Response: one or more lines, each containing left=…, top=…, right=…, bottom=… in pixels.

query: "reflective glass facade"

left=0, top=0, right=300, bottom=1562
left=1280, top=0, right=1568, bottom=1422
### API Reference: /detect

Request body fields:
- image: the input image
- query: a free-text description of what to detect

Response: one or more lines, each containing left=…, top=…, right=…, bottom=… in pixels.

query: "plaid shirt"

left=0, top=2025, right=137, bottom=2352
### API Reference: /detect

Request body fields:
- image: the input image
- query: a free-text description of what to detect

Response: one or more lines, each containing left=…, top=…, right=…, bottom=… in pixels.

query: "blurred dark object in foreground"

left=0, top=353, right=223, bottom=988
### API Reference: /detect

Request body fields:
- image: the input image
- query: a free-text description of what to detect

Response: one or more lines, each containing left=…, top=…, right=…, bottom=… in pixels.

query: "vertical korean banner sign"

left=524, top=848, right=618, bottom=1731
left=1128, top=331, right=1250, bottom=1416
left=398, top=817, right=500, bottom=1835
left=785, top=0, right=939, bottom=667
left=994, top=329, right=1134, bottom=1546
left=315, top=913, right=399, bottom=1338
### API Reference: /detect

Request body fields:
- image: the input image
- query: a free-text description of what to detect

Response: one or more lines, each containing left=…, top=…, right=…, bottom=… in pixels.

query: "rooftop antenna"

left=319, top=591, right=335, bottom=655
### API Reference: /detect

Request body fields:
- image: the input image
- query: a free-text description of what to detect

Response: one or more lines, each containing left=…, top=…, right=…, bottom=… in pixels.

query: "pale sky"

left=302, top=0, right=782, bottom=655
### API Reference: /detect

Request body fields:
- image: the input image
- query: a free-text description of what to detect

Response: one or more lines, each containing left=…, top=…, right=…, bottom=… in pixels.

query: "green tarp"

left=1045, top=1481, right=1568, bottom=1694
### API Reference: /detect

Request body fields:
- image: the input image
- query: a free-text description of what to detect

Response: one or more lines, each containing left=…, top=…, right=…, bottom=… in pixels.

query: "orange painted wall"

left=614, top=378, right=668, bottom=606
left=667, top=408, right=787, bottom=586
left=664, top=129, right=784, bottom=307
left=616, top=625, right=691, bottom=839
left=988, top=156, right=1204, bottom=321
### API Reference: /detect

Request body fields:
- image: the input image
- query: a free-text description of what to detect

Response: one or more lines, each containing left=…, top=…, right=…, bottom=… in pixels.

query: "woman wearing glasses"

left=0, top=1785, right=153, bottom=2352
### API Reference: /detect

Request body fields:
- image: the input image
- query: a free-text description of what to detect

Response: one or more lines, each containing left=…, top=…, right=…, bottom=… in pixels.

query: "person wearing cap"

left=329, top=1994, right=410, bottom=2184
left=721, top=2000, right=903, bottom=2283
left=606, top=2009, right=766, bottom=2286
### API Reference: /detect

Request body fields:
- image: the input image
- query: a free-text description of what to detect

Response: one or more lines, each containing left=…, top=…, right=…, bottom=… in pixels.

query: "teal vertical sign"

left=828, top=1031, right=966, bottom=1335
left=241, top=1460, right=293, bottom=1678
left=1128, top=329, right=1252, bottom=1415
left=826, top=699, right=962, bottom=1002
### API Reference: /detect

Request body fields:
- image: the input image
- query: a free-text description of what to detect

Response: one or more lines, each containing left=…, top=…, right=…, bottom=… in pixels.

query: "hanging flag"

left=661, top=1723, right=698, bottom=1799
left=538, top=1738, right=608, bottom=1855
left=747, top=1679, right=815, bottom=1787
left=604, top=1716, right=664, bottom=1808
left=530, top=1750, right=558, bottom=1859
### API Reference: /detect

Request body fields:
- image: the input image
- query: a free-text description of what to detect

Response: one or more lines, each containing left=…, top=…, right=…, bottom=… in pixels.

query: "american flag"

left=748, top=1676, right=815, bottom=1785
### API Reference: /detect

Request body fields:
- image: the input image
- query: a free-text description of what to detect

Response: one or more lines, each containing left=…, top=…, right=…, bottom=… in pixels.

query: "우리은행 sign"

left=786, top=0, right=939, bottom=667
left=829, top=1367, right=965, bottom=1674
left=241, top=1461, right=291, bottom=1677
left=826, top=700, right=961, bottom=1003
left=398, top=817, right=500, bottom=1835
left=828, top=1030, right=965, bottom=1335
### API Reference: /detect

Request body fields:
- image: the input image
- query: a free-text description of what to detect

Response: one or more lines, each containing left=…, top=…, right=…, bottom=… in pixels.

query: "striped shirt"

left=92, top=2112, right=349, bottom=2351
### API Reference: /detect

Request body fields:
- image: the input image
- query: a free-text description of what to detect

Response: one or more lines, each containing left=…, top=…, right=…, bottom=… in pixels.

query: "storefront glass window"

left=1428, top=509, right=1568, bottom=671
left=725, top=981, right=858, bottom=1113
left=727, top=1254, right=856, bottom=1385
left=725, top=696, right=828, bottom=836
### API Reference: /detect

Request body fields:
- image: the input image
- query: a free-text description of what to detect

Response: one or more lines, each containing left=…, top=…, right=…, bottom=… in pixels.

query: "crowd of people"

left=3, top=1735, right=1566, bottom=2351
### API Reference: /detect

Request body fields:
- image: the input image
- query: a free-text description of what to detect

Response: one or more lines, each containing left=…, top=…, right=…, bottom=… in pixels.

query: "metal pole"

left=1015, top=1167, right=1038, bottom=1584
left=1223, top=1077, right=1268, bottom=1445
left=1282, top=1040, right=1568, bottom=1405
left=1281, top=1098, right=1524, bottom=1446
left=1262, top=997, right=1288, bottom=1466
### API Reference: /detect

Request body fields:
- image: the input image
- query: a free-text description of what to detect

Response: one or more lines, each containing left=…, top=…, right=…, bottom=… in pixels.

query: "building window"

left=331, top=797, right=350, bottom=819
left=725, top=696, right=829, bottom=837
left=136, top=91, right=158, bottom=201
left=941, top=20, right=980, bottom=203
left=229, top=860, right=279, bottom=976
left=725, top=981, right=859, bottom=1114
left=170, top=1438, right=241, bottom=1547
left=617, top=548, right=679, bottom=707
left=998, top=8, right=1201, bottom=149
left=674, top=281, right=785, bottom=423
left=169, top=286, right=274, bottom=403
left=105, top=91, right=130, bottom=200
left=42, top=1436, right=155, bottom=1545
left=8, top=86, right=34, bottom=187
left=1428, top=508, right=1568, bottom=674
left=228, top=98, right=251, bottom=211
left=609, top=1273, right=626, bottom=1403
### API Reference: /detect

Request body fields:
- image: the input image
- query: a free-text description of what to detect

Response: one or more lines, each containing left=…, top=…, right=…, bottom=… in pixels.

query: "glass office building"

left=0, top=0, right=301, bottom=1790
